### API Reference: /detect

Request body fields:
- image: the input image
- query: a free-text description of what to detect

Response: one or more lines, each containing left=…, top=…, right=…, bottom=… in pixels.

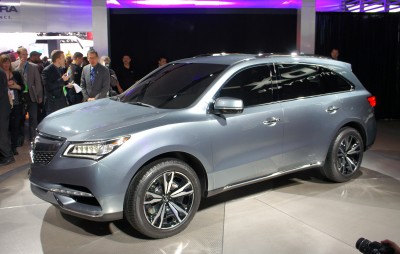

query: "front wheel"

left=124, top=158, right=201, bottom=238
left=322, top=127, right=364, bottom=182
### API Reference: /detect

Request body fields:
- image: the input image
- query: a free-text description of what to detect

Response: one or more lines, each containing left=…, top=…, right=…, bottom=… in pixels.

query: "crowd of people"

left=0, top=47, right=168, bottom=166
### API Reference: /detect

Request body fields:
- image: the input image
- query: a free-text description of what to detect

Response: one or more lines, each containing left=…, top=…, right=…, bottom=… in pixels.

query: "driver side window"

left=218, top=65, right=275, bottom=107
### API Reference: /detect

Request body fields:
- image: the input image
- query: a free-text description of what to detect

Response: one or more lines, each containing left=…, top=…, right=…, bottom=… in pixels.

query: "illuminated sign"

left=0, top=5, right=17, bottom=12
left=0, top=0, right=20, bottom=22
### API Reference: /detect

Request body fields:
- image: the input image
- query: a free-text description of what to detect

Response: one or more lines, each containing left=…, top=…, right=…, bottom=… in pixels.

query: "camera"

left=356, top=238, right=394, bottom=254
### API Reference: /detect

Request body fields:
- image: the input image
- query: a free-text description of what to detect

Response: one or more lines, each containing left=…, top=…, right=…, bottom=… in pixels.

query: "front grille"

left=32, top=151, right=58, bottom=165
left=32, top=132, right=65, bottom=165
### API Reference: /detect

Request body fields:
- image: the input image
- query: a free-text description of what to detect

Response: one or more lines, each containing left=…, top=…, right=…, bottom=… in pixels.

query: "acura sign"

left=0, top=0, right=20, bottom=29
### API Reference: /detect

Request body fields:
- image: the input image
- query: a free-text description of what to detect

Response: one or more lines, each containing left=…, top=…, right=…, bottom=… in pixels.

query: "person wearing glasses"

left=80, top=48, right=110, bottom=102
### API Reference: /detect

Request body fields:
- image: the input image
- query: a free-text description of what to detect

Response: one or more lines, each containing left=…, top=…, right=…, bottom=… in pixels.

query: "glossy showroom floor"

left=0, top=121, right=399, bottom=254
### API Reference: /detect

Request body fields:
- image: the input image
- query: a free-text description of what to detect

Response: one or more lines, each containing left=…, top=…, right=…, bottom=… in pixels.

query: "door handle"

left=326, top=106, right=340, bottom=114
left=263, top=117, right=280, bottom=126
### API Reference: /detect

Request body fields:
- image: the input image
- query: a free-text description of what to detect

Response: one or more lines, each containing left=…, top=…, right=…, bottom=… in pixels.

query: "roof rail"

left=256, top=52, right=332, bottom=59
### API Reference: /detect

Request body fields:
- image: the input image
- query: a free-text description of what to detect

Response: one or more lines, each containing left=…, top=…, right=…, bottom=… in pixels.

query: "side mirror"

left=213, top=97, right=244, bottom=114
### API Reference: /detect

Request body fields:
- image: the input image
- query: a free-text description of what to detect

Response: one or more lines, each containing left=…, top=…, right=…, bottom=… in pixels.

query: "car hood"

left=37, top=99, right=169, bottom=141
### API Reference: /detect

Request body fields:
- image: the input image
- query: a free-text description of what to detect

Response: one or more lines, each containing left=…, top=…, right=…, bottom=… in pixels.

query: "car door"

left=209, top=64, right=284, bottom=189
left=274, top=63, right=352, bottom=171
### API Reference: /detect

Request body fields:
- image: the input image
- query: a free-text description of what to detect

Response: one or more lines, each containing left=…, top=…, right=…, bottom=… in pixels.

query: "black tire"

left=124, top=158, right=201, bottom=239
left=321, top=127, right=364, bottom=183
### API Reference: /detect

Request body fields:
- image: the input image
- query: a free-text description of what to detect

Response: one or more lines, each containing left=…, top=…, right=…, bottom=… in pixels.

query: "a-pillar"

left=297, top=0, right=316, bottom=54
left=92, top=0, right=109, bottom=57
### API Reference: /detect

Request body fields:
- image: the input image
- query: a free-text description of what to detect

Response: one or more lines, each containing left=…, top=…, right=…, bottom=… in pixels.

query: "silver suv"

left=30, top=54, right=376, bottom=238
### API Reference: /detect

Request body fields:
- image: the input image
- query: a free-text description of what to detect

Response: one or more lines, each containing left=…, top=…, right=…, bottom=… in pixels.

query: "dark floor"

left=0, top=120, right=399, bottom=254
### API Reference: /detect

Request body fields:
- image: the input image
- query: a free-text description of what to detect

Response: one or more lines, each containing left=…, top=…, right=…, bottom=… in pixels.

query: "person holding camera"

left=381, top=240, right=400, bottom=254
left=357, top=238, right=400, bottom=254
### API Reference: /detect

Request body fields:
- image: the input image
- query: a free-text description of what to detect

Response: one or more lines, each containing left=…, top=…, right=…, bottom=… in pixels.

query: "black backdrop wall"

left=109, top=10, right=400, bottom=119
left=109, top=9, right=297, bottom=79
left=315, top=13, right=400, bottom=119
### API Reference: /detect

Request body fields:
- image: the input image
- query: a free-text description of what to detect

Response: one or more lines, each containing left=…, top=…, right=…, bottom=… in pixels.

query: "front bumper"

left=29, top=132, right=133, bottom=222
left=30, top=178, right=123, bottom=221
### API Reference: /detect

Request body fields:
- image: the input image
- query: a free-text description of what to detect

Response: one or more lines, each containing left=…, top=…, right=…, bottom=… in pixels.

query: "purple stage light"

left=106, top=0, right=301, bottom=9
left=133, top=1, right=235, bottom=6
left=106, top=0, right=399, bottom=13
left=106, top=0, right=346, bottom=11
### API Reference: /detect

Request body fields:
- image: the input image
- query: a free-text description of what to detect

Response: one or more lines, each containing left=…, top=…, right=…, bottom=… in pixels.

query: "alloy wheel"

left=143, top=171, right=195, bottom=230
left=336, top=135, right=361, bottom=175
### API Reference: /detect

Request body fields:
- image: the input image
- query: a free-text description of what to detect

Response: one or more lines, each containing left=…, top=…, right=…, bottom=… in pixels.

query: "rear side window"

left=218, top=65, right=275, bottom=107
left=275, top=64, right=353, bottom=100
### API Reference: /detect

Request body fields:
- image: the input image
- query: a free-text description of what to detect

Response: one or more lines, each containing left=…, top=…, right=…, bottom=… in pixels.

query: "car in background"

left=29, top=53, right=376, bottom=238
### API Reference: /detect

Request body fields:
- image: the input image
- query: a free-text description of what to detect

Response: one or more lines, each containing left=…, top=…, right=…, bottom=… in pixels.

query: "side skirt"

left=205, top=162, right=323, bottom=197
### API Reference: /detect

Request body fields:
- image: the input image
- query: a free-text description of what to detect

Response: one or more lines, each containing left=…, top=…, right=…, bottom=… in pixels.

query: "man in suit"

left=42, top=50, right=73, bottom=115
left=15, top=47, right=43, bottom=142
left=81, top=49, right=110, bottom=102
left=0, top=68, right=14, bottom=166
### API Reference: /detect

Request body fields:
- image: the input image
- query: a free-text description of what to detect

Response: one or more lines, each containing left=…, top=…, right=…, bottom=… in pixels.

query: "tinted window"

left=119, top=63, right=227, bottom=109
left=276, top=64, right=353, bottom=100
left=218, top=65, right=275, bottom=107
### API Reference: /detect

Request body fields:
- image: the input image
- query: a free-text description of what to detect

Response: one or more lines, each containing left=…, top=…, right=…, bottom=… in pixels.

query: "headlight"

left=63, top=136, right=130, bottom=160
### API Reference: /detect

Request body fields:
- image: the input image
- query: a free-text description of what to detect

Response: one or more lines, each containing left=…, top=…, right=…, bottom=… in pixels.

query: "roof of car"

left=173, top=53, right=351, bottom=69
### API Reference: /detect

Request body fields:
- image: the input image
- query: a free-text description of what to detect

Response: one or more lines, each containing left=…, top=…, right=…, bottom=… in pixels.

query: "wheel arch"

left=130, top=152, right=209, bottom=198
left=340, top=121, right=367, bottom=150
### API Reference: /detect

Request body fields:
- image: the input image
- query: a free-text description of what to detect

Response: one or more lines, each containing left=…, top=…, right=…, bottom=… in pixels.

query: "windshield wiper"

left=128, top=102, right=155, bottom=108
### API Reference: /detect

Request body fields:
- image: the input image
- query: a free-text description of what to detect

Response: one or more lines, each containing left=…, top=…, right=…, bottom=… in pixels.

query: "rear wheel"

left=322, top=127, right=364, bottom=182
left=124, top=158, right=201, bottom=238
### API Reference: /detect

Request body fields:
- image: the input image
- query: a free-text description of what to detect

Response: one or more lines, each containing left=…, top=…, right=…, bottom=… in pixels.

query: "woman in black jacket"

left=0, top=54, right=24, bottom=155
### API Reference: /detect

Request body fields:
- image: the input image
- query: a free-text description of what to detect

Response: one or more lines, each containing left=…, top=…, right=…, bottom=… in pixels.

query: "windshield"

left=119, top=63, right=227, bottom=109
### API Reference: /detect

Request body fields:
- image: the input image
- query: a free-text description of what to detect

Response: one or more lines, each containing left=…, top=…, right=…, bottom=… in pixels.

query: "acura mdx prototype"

left=30, top=54, right=376, bottom=238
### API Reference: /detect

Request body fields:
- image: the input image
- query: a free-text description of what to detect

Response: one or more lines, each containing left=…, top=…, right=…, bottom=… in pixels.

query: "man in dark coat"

left=66, top=52, right=83, bottom=105
left=0, top=68, right=14, bottom=166
left=41, top=50, right=72, bottom=115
